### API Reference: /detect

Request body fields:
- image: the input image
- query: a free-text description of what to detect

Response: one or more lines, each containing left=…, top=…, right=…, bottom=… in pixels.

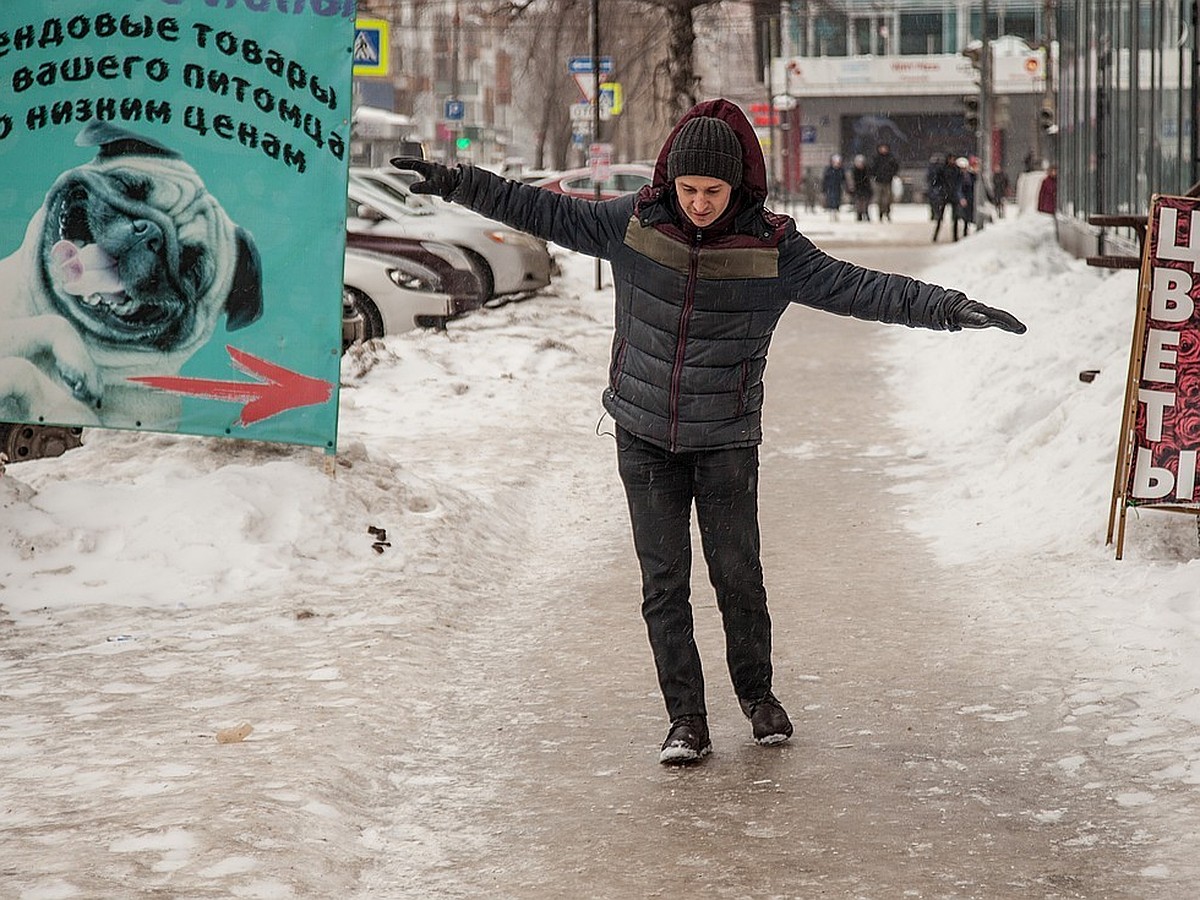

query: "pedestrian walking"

left=927, top=152, right=955, bottom=242
left=821, top=154, right=845, bottom=221
left=991, top=168, right=1010, bottom=218
left=870, top=143, right=900, bottom=222
left=953, top=156, right=976, bottom=239
left=801, top=168, right=819, bottom=214
left=849, top=154, right=873, bottom=222
left=392, top=97, right=1026, bottom=767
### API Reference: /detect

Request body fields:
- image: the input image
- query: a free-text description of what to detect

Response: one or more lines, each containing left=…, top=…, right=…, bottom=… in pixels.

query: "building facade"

left=767, top=1, right=1050, bottom=201
left=1055, top=0, right=1197, bottom=259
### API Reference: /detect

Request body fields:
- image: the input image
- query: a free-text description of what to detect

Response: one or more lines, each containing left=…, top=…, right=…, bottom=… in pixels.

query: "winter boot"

left=658, top=715, right=712, bottom=765
left=739, top=693, right=794, bottom=746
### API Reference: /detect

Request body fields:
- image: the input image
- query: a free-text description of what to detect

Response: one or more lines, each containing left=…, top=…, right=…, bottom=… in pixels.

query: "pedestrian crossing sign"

left=353, top=19, right=389, bottom=77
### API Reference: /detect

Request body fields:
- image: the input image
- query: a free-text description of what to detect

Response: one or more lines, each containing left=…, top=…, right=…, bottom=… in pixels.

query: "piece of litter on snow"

left=215, top=723, right=254, bottom=744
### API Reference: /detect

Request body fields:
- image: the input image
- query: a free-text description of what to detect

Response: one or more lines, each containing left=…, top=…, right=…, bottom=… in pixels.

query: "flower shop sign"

left=1110, top=194, right=1200, bottom=557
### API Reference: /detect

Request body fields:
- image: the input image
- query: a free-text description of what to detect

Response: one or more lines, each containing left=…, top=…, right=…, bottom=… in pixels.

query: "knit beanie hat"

left=666, top=116, right=743, bottom=189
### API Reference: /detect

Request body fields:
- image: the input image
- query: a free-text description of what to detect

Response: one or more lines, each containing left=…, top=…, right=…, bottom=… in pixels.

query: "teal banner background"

left=0, top=1, right=356, bottom=450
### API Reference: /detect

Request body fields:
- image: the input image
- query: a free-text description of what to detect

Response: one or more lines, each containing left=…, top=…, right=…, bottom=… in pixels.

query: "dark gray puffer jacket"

left=450, top=100, right=973, bottom=452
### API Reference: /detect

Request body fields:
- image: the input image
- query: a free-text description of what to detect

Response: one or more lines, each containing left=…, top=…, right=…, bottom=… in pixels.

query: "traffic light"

left=962, top=95, right=980, bottom=131
left=1039, top=104, right=1057, bottom=134
left=456, top=125, right=481, bottom=153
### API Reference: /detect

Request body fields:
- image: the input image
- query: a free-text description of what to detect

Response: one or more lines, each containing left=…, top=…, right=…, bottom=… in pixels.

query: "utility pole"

left=763, top=16, right=778, bottom=198
left=590, top=0, right=602, bottom=289
left=978, top=0, right=992, bottom=231
left=449, top=0, right=461, bottom=163
left=1040, top=0, right=1057, bottom=169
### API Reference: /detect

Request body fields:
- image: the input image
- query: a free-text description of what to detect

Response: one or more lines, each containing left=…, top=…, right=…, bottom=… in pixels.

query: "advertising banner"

left=1109, top=194, right=1200, bottom=557
left=1124, top=195, right=1200, bottom=507
left=0, top=1, right=356, bottom=451
left=778, top=49, right=1045, bottom=99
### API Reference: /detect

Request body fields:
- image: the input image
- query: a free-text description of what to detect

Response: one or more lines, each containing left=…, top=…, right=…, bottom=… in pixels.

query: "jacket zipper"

left=668, top=229, right=702, bottom=451
left=735, top=359, right=750, bottom=417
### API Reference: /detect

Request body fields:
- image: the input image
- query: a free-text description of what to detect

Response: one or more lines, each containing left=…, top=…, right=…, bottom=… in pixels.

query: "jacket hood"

left=651, top=99, right=768, bottom=203
left=635, top=98, right=787, bottom=244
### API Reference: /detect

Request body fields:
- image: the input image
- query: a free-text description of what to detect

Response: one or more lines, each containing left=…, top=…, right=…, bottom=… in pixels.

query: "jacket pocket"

left=610, top=338, right=629, bottom=395
left=735, top=360, right=750, bottom=417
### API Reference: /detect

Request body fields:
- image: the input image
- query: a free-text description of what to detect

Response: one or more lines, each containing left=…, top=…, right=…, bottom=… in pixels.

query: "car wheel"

left=343, top=286, right=385, bottom=341
left=461, top=248, right=495, bottom=301
left=1, top=423, right=84, bottom=462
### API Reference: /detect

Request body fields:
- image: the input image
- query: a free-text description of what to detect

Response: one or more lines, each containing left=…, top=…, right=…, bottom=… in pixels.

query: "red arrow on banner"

left=129, top=345, right=334, bottom=426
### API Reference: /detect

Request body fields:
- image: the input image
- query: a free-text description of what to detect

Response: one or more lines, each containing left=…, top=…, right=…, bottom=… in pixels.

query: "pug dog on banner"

left=0, top=121, right=263, bottom=429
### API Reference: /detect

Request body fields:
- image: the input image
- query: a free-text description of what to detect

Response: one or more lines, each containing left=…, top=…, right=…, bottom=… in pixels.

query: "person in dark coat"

left=927, top=152, right=955, bottom=242
left=849, top=154, right=873, bottom=222
left=821, top=153, right=845, bottom=221
left=392, top=98, right=1026, bottom=767
left=870, top=143, right=900, bottom=221
left=991, top=168, right=1011, bottom=218
left=801, top=167, right=819, bottom=213
left=953, top=156, right=976, bottom=239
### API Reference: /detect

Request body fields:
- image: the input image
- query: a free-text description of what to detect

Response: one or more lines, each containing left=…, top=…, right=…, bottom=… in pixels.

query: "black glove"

left=954, top=299, right=1026, bottom=334
left=390, top=157, right=462, bottom=200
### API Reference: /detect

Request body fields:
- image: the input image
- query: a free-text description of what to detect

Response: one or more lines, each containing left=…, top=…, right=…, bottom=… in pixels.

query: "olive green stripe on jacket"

left=623, top=219, right=780, bottom=280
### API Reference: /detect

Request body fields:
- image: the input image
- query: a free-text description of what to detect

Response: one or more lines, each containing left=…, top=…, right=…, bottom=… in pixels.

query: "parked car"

left=341, top=248, right=458, bottom=346
left=344, top=197, right=487, bottom=313
left=517, top=169, right=559, bottom=185
left=346, top=175, right=553, bottom=301
left=354, top=167, right=476, bottom=217
left=532, top=164, right=655, bottom=200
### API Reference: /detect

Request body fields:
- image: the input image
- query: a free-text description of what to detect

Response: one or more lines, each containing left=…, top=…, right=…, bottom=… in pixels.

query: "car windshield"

left=352, top=174, right=439, bottom=212
left=349, top=187, right=434, bottom=218
left=562, top=170, right=651, bottom=193
left=615, top=172, right=652, bottom=191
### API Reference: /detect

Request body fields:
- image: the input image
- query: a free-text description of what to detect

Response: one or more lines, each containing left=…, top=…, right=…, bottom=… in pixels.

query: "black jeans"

left=615, top=426, right=773, bottom=721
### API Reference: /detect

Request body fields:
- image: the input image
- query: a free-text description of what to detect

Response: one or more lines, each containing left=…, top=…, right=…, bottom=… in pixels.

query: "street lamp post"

left=446, top=0, right=461, bottom=164
left=590, top=0, right=602, bottom=289
left=978, top=0, right=992, bottom=231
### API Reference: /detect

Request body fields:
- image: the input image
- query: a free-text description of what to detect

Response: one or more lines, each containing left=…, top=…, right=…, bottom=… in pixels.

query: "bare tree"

left=490, top=0, right=583, bottom=167
left=491, top=0, right=725, bottom=162
left=642, top=0, right=725, bottom=119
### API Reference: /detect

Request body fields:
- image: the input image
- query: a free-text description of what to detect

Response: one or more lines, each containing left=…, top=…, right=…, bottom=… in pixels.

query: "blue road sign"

left=568, top=56, right=613, bottom=75
left=353, top=20, right=389, bottom=77
left=444, top=99, right=465, bottom=121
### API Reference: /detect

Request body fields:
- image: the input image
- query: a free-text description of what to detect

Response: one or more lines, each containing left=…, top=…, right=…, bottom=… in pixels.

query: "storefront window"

left=1002, top=11, right=1037, bottom=44
left=900, top=12, right=942, bottom=54
left=814, top=13, right=848, bottom=57
left=853, top=17, right=873, bottom=55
